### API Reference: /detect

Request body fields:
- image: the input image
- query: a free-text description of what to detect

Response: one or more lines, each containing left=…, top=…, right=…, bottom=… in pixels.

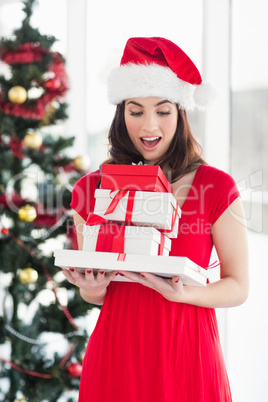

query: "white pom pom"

left=193, top=81, right=218, bottom=109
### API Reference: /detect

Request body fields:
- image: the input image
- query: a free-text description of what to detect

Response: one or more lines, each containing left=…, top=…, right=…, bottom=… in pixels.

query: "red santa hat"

left=107, top=37, right=217, bottom=110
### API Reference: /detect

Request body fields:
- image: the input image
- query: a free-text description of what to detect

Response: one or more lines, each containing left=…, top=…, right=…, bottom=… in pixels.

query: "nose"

left=142, top=113, right=158, bottom=133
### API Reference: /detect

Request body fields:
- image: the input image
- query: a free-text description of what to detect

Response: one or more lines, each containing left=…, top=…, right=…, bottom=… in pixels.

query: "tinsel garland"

left=0, top=96, right=46, bottom=120
left=9, top=137, right=25, bottom=159
left=4, top=323, right=84, bottom=344
left=1, top=43, right=49, bottom=64
left=0, top=343, right=77, bottom=379
left=0, top=358, right=53, bottom=379
left=0, top=48, right=68, bottom=120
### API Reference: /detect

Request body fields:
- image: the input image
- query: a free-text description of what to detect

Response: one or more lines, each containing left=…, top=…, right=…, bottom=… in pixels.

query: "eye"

left=157, top=111, right=171, bottom=116
left=130, top=111, right=143, bottom=117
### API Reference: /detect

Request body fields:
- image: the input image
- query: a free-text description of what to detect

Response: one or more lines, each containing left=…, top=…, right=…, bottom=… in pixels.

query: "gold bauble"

left=8, top=85, right=28, bottom=104
left=23, top=132, right=43, bottom=150
left=74, top=155, right=90, bottom=171
left=18, top=204, right=37, bottom=222
left=14, top=397, right=27, bottom=402
left=19, top=268, right=38, bottom=285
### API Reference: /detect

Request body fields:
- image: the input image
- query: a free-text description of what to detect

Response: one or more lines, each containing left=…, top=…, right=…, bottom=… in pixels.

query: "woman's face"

left=124, top=97, right=178, bottom=165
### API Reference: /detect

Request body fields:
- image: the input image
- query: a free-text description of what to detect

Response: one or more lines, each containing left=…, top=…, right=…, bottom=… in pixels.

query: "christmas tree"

left=0, top=1, right=94, bottom=401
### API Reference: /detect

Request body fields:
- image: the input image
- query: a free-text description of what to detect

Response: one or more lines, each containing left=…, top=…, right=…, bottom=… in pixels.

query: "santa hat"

left=107, top=37, right=217, bottom=110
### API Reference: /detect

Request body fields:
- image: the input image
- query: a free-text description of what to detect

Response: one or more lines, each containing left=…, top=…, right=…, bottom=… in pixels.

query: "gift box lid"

left=100, top=164, right=173, bottom=193
left=94, top=189, right=181, bottom=215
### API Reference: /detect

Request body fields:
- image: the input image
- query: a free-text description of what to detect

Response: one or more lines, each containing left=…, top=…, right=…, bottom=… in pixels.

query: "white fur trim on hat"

left=107, top=63, right=197, bottom=110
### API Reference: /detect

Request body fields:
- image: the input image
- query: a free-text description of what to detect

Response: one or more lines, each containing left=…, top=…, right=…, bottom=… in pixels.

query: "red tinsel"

left=0, top=96, right=45, bottom=120
left=43, top=52, right=68, bottom=98
left=0, top=191, right=26, bottom=209
left=33, top=206, right=65, bottom=227
left=9, top=137, right=25, bottom=159
left=1, top=42, right=49, bottom=65
left=0, top=358, right=53, bottom=379
left=0, top=46, right=68, bottom=121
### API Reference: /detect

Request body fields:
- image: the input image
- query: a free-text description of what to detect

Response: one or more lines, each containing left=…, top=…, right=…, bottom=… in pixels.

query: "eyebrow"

left=126, top=99, right=172, bottom=108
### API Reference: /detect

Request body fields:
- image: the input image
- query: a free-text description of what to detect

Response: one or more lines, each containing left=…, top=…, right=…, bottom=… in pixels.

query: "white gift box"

left=54, top=249, right=208, bottom=287
left=93, top=189, right=181, bottom=238
left=82, top=224, right=171, bottom=256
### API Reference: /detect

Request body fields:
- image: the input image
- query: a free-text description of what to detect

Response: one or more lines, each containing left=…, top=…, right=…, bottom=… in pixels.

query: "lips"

left=140, top=136, right=161, bottom=149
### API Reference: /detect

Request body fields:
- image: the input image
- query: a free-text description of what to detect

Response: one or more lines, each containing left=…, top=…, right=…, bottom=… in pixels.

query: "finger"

left=105, top=270, right=119, bottom=282
left=140, top=272, right=163, bottom=283
left=171, top=276, right=182, bottom=289
left=61, top=268, right=75, bottom=281
left=119, top=270, right=143, bottom=282
left=85, top=268, right=94, bottom=280
left=68, top=267, right=87, bottom=286
left=139, top=273, right=177, bottom=291
left=96, top=269, right=106, bottom=279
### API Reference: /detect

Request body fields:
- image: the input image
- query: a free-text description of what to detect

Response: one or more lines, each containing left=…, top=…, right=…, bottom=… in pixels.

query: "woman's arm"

left=61, top=211, right=117, bottom=305
left=121, top=198, right=249, bottom=308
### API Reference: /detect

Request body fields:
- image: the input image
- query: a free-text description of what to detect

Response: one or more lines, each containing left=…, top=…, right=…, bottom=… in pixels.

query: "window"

left=84, top=0, right=203, bottom=168
left=230, top=0, right=268, bottom=233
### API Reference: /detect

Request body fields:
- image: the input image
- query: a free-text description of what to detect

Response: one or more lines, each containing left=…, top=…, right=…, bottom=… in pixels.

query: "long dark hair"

left=102, top=101, right=206, bottom=183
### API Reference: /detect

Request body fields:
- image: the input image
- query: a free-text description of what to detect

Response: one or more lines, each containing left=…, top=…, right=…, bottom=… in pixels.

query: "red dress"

left=70, top=165, right=240, bottom=402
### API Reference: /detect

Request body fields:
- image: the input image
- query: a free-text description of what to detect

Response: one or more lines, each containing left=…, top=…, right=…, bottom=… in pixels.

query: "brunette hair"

left=102, top=101, right=206, bottom=183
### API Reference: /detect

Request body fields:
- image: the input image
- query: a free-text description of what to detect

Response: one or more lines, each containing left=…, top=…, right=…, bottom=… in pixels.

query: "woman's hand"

left=61, top=268, right=118, bottom=305
left=119, top=271, right=185, bottom=303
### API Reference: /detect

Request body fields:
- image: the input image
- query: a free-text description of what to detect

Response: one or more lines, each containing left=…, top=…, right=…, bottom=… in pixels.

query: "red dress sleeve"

left=70, top=169, right=101, bottom=221
left=207, top=167, right=240, bottom=225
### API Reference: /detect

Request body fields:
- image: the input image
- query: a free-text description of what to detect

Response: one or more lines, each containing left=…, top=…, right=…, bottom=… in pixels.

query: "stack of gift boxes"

left=54, top=164, right=209, bottom=286
left=82, top=164, right=180, bottom=259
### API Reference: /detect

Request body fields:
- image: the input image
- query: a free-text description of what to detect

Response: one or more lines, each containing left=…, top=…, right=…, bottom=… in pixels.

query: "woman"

left=63, top=37, right=249, bottom=401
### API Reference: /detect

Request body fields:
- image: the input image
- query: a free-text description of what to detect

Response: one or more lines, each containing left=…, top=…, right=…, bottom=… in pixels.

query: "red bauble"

left=66, top=362, right=83, bottom=377
left=1, top=228, right=9, bottom=235
left=44, top=78, right=61, bottom=90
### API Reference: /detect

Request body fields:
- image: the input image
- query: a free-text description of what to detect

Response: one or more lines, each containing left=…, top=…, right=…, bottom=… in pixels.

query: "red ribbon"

left=117, top=253, right=126, bottom=261
left=125, top=190, right=135, bottom=223
left=159, top=202, right=179, bottom=234
left=95, top=224, right=125, bottom=253
left=206, top=260, right=222, bottom=269
left=158, top=233, right=166, bottom=256
left=86, top=213, right=107, bottom=226
left=104, top=189, right=128, bottom=214
left=104, top=189, right=136, bottom=224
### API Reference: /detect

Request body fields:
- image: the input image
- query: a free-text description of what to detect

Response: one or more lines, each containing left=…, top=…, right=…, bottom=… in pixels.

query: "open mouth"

left=140, top=136, right=161, bottom=148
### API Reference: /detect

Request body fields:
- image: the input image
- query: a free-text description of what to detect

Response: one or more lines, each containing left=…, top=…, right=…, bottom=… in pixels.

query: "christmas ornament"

left=66, top=362, right=83, bottom=377
left=74, top=155, right=90, bottom=171
left=40, top=102, right=57, bottom=126
left=14, top=396, right=27, bottom=402
left=18, top=204, right=37, bottom=222
left=0, top=227, right=10, bottom=241
left=1, top=228, right=9, bottom=235
left=27, top=86, right=45, bottom=100
left=19, top=267, right=38, bottom=285
left=44, top=78, right=61, bottom=90
left=23, top=132, right=43, bottom=150
left=8, top=85, right=27, bottom=104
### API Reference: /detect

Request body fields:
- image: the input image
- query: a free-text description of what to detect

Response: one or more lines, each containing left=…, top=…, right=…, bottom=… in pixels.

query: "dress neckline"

left=179, top=164, right=203, bottom=211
